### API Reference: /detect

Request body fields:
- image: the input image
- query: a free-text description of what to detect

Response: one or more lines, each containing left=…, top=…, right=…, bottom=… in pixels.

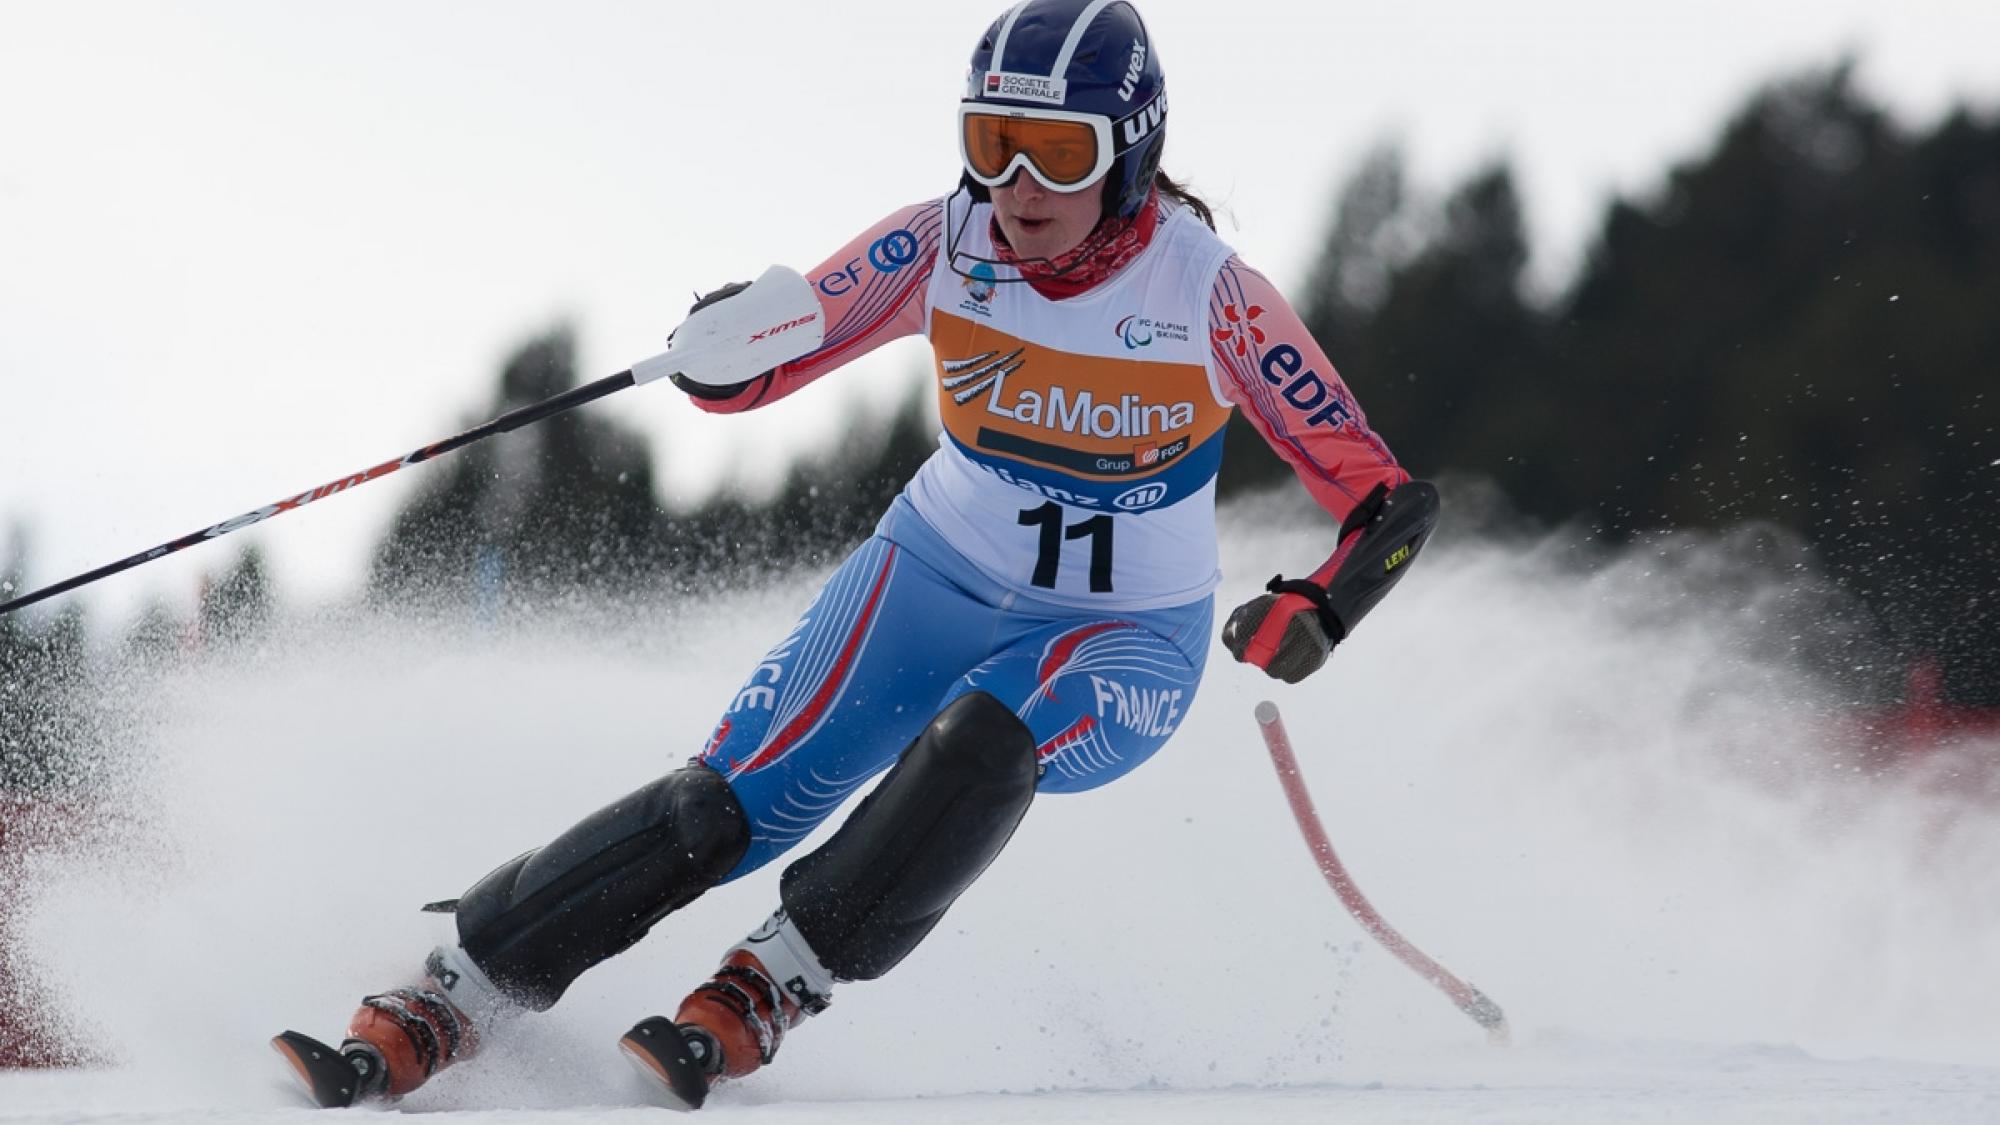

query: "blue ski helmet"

left=961, top=0, right=1168, bottom=220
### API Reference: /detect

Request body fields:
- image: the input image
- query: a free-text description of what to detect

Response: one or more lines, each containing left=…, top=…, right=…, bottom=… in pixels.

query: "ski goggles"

left=959, top=104, right=1117, bottom=193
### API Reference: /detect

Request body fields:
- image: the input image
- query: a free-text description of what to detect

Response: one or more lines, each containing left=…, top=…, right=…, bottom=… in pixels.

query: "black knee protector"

left=447, top=764, right=750, bottom=1009
left=779, top=691, right=1037, bottom=981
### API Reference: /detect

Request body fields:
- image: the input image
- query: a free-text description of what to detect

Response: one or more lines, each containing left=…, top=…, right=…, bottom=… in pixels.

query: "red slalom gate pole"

left=1255, top=700, right=1509, bottom=1043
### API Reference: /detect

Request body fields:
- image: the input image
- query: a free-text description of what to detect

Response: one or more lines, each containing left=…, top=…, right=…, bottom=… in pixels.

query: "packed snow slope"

left=6, top=495, right=1998, bottom=1122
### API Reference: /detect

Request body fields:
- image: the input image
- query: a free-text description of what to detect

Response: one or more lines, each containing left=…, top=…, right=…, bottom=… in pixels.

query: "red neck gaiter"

left=989, top=189, right=1161, bottom=301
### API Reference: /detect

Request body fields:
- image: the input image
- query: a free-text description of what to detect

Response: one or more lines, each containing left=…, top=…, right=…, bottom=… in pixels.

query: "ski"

left=618, top=1016, right=713, bottom=1111
left=269, top=1030, right=380, bottom=1108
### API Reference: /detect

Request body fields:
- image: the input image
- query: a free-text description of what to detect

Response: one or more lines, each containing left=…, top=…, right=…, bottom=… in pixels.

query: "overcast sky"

left=3, top=0, right=1996, bottom=623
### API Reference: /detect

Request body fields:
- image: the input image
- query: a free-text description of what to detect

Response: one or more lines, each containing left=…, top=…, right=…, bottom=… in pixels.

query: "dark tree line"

left=1, top=531, right=274, bottom=795
left=1226, top=65, right=1998, bottom=704
left=366, top=325, right=938, bottom=614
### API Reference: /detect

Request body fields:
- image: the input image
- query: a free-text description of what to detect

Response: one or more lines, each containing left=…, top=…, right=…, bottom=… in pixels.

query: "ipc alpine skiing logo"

left=1115, top=314, right=1192, bottom=350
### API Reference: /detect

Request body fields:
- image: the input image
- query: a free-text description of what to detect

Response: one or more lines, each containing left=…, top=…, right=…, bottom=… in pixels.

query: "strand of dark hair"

left=1156, top=170, right=1215, bottom=230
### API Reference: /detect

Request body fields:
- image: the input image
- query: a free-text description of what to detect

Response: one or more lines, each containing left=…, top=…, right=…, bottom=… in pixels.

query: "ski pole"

left=0, top=371, right=636, bottom=618
left=0, top=265, right=824, bottom=619
left=1255, top=700, right=1510, bottom=1043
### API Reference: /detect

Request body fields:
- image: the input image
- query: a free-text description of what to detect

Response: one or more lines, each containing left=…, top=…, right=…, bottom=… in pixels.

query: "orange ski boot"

left=622, top=946, right=828, bottom=1109
left=273, top=983, right=479, bottom=1107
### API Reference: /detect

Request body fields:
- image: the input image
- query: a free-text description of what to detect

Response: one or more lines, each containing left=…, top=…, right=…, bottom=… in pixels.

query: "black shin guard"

left=447, top=765, right=751, bottom=1009
left=779, top=691, right=1037, bottom=981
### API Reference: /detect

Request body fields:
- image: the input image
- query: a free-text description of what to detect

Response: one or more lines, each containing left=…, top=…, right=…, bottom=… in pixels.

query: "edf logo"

left=1260, top=344, right=1355, bottom=430
left=818, top=228, right=921, bottom=297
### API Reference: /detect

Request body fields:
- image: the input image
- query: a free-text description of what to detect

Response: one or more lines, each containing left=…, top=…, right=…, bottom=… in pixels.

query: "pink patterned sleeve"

left=686, top=199, right=945, bottom=414
left=1209, top=256, right=1409, bottom=568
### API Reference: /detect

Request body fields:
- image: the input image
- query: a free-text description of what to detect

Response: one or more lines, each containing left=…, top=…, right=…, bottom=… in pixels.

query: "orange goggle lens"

left=961, top=112, right=1104, bottom=188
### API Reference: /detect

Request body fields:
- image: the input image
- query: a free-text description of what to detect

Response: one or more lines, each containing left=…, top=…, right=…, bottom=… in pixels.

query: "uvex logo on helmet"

left=1119, top=95, right=1166, bottom=147
left=1119, top=39, right=1147, bottom=101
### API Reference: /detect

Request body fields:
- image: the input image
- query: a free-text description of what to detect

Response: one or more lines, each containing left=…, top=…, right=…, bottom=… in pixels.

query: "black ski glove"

left=1222, top=480, right=1441, bottom=684
left=1222, top=581, right=1341, bottom=684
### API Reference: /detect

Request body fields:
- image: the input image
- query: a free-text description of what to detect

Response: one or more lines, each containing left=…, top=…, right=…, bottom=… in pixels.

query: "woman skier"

left=274, top=0, right=1437, bottom=1109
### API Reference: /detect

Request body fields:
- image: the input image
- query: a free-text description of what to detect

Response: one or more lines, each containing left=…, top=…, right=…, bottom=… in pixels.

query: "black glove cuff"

left=1264, top=575, right=1346, bottom=643
left=670, top=370, right=767, bottom=402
